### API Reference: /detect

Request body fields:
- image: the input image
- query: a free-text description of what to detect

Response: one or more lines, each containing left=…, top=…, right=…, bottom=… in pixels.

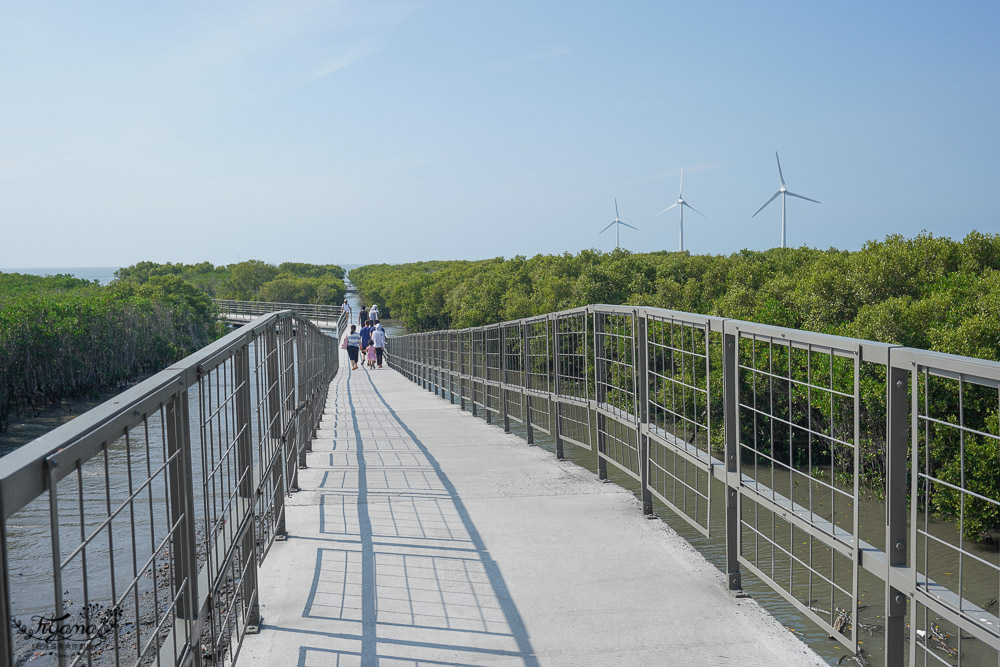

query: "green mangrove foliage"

left=116, top=260, right=347, bottom=304
left=351, top=232, right=1000, bottom=541
left=0, top=272, right=225, bottom=434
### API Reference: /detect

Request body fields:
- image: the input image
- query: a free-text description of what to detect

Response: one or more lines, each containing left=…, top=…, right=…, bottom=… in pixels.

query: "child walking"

left=365, top=342, right=378, bottom=369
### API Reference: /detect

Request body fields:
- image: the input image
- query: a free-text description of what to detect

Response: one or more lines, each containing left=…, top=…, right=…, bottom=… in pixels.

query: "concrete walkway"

left=239, top=355, right=826, bottom=667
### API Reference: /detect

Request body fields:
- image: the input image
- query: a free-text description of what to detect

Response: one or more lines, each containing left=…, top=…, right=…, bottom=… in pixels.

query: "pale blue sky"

left=1, top=1, right=998, bottom=267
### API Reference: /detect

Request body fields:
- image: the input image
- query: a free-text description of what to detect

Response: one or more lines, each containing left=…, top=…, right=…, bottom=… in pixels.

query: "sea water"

left=1, top=266, right=120, bottom=285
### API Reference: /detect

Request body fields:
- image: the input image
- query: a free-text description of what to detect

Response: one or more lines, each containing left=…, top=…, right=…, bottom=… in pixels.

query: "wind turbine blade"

left=775, top=151, right=785, bottom=187
left=785, top=191, right=821, bottom=204
left=752, top=191, right=781, bottom=218
left=653, top=203, right=680, bottom=217
left=599, top=221, right=616, bottom=234
left=679, top=168, right=684, bottom=197
left=682, top=201, right=708, bottom=219
left=614, top=198, right=620, bottom=220
left=620, top=222, right=638, bottom=230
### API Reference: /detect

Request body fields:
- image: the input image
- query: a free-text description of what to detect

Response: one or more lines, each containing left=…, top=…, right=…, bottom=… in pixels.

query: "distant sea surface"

left=1, top=266, right=119, bottom=285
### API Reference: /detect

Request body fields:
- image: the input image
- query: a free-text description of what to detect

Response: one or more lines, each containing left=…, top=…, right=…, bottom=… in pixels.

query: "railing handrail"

left=385, top=302, right=1000, bottom=665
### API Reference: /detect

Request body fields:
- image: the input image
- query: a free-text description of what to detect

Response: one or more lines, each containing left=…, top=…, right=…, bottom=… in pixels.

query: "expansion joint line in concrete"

left=344, top=368, right=539, bottom=667
left=355, top=369, right=539, bottom=667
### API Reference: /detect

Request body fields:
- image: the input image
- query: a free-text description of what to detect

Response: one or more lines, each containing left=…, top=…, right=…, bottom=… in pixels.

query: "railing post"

left=885, top=358, right=908, bottom=667
left=552, top=315, right=565, bottom=460
left=723, top=326, right=742, bottom=591
left=165, top=382, right=204, bottom=664
left=593, top=309, right=607, bottom=481
left=234, top=344, right=262, bottom=627
left=523, top=322, right=534, bottom=445
left=635, top=310, right=653, bottom=516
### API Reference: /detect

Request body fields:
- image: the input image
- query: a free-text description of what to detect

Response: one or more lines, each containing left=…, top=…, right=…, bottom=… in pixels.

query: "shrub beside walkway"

left=239, top=354, right=826, bottom=666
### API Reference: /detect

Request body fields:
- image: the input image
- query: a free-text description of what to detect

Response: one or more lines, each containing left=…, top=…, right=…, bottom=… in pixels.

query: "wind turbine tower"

left=599, top=198, right=637, bottom=249
left=752, top=152, right=820, bottom=248
left=653, top=169, right=706, bottom=252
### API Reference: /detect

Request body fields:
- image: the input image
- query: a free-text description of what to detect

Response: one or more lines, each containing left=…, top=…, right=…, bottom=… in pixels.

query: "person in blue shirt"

left=359, top=320, right=373, bottom=367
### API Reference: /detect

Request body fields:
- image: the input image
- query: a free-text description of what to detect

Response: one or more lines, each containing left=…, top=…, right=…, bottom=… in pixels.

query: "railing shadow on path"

left=259, top=367, right=539, bottom=667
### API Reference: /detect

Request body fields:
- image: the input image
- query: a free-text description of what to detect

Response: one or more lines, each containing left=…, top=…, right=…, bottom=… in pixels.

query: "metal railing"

left=0, top=307, right=347, bottom=666
left=213, top=300, right=342, bottom=326
left=386, top=304, right=1000, bottom=666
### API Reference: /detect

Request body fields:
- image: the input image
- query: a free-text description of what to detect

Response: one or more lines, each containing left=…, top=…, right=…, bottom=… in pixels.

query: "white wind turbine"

left=599, top=198, right=637, bottom=249
left=752, top=152, right=820, bottom=248
left=653, top=169, right=706, bottom=252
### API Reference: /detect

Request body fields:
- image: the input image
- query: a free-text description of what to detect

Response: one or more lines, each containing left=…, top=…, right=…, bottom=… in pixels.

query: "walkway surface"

left=240, top=354, right=826, bottom=666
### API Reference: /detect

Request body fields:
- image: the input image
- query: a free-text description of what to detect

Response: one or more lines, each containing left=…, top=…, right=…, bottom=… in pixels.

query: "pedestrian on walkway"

left=368, top=303, right=379, bottom=322
left=365, top=342, right=378, bottom=369
left=359, top=320, right=373, bottom=368
left=373, top=322, right=387, bottom=368
left=346, top=325, right=361, bottom=370
left=342, top=298, right=351, bottom=324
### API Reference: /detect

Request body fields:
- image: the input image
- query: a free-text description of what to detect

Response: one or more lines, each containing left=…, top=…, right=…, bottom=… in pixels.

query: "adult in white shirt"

left=373, top=324, right=387, bottom=368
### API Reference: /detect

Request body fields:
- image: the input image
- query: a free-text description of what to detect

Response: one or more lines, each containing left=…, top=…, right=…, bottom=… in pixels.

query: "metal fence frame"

left=0, top=308, right=347, bottom=666
left=213, top=300, right=342, bottom=326
left=386, top=304, right=1000, bottom=667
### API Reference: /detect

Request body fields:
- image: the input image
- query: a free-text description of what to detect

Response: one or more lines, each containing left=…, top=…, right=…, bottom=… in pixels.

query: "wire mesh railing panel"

left=486, top=383, right=502, bottom=416
left=645, top=313, right=713, bottom=536
left=907, top=352, right=1000, bottom=661
left=736, top=329, right=861, bottom=541
left=554, top=311, right=589, bottom=403
left=472, top=329, right=485, bottom=381
left=594, top=309, right=636, bottom=420
left=449, top=331, right=459, bottom=374
left=528, top=394, right=551, bottom=435
left=740, top=491, right=857, bottom=646
left=505, top=388, right=524, bottom=424
left=195, top=352, right=252, bottom=595
left=734, top=325, right=862, bottom=649
left=598, top=413, right=640, bottom=481
left=460, top=330, right=471, bottom=376
left=251, top=327, right=287, bottom=558
left=525, top=318, right=551, bottom=394
left=502, top=323, right=524, bottom=388
left=557, top=400, right=592, bottom=451
left=7, top=406, right=194, bottom=666
left=204, top=518, right=257, bottom=666
left=434, top=332, right=444, bottom=378
left=486, top=326, right=502, bottom=384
